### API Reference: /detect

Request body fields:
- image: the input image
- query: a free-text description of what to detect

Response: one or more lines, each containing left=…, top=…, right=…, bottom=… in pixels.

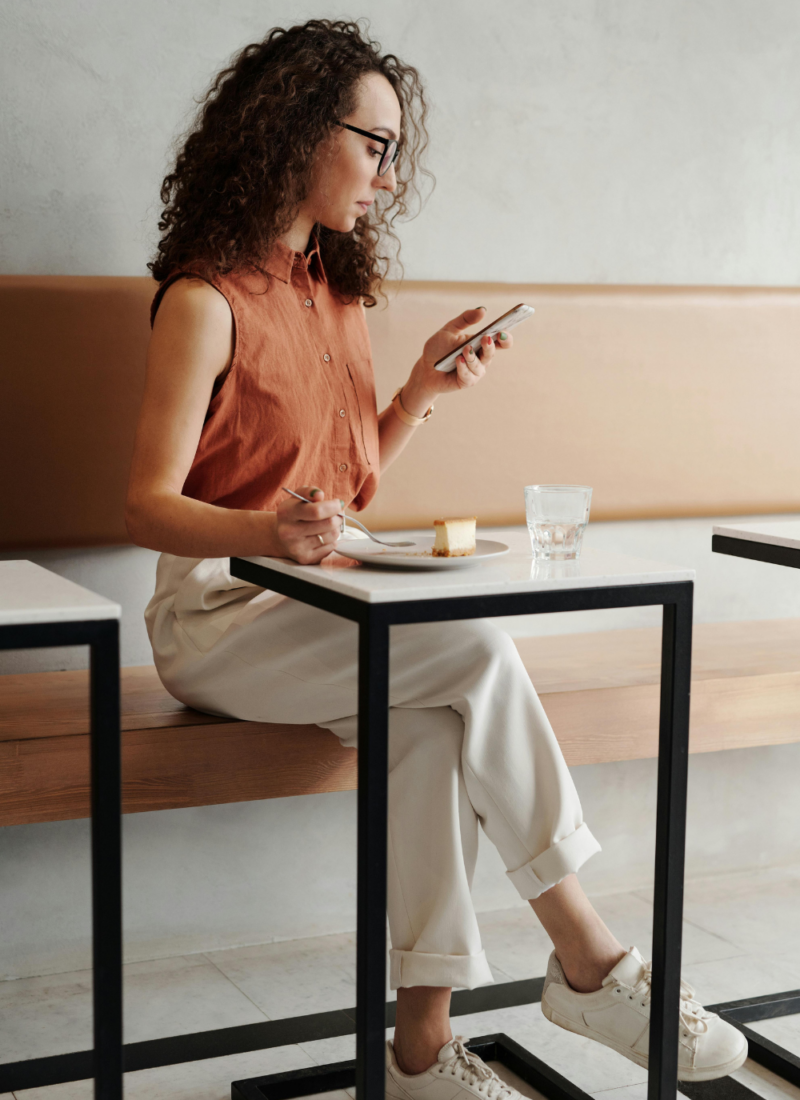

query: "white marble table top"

left=713, top=520, right=800, bottom=551
left=0, top=560, right=121, bottom=627
left=240, top=528, right=694, bottom=605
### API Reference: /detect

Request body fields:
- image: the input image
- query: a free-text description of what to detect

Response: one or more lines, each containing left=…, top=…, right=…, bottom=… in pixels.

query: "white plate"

left=334, top=537, right=510, bottom=570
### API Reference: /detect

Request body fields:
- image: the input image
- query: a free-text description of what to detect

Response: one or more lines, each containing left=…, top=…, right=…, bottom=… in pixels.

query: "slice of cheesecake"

left=432, top=516, right=477, bottom=557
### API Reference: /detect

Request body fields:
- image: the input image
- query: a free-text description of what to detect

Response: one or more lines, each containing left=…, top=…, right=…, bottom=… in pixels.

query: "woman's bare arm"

left=125, top=278, right=340, bottom=563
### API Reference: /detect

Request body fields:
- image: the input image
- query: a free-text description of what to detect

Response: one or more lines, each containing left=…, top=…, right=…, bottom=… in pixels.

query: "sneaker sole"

left=541, top=993, right=748, bottom=1082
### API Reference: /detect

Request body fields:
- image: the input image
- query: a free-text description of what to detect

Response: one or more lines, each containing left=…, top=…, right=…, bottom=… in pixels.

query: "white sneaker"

left=386, top=1036, right=521, bottom=1100
left=541, top=947, right=748, bottom=1082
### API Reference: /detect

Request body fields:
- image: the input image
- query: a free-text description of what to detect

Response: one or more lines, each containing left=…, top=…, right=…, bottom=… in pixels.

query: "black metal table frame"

left=701, top=531, right=800, bottom=1093
left=0, top=617, right=122, bottom=1100
left=6, top=558, right=792, bottom=1099
left=228, top=558, right=695, bottom=1100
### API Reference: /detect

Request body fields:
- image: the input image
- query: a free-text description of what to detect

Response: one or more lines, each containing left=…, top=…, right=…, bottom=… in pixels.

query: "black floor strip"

left=679, top=1079, right=768, bottom=1100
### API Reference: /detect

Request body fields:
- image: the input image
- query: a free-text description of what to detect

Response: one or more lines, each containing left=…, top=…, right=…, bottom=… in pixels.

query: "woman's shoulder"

left=148, top=272, right=235, bottom=382
left=150, top=270, right=231, bottom=330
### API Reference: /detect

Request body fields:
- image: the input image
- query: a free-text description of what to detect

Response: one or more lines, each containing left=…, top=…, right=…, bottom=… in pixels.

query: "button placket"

left=296, top=268, right=349, bottom=479
left=293, top=258, right=313, bottom=308
left=333, top=375, right=354, bottom=476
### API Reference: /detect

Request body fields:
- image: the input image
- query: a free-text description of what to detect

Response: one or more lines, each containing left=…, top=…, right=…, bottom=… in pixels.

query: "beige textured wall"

left=2, top=0, right=800, bottom=286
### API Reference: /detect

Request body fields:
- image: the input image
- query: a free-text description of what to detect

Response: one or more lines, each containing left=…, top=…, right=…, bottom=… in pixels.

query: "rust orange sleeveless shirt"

left=150, top=232, right=379, bottom=514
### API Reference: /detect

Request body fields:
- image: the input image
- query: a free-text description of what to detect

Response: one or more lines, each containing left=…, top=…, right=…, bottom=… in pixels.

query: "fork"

left=281, top=487, right=416, bottom=548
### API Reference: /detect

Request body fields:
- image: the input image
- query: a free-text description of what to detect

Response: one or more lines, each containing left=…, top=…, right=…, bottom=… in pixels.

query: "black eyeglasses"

left=336, top=122, right=399, bottom=177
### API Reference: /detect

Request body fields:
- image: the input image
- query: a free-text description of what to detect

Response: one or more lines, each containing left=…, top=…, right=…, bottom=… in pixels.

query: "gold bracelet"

left=392, top=387, right=434, bottom=426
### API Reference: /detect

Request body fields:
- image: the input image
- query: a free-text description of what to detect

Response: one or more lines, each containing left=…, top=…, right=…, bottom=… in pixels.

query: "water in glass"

left=524, top=484, right=592, bottom=560
left=527, top=519, right=587, bottom=560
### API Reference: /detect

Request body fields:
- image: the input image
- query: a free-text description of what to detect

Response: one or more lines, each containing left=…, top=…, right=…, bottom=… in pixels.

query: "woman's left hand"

left=400, top=307, right=515, bottom=414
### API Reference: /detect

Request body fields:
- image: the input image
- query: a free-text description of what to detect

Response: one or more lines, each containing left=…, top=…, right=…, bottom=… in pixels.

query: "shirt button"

left=304, top=298, right=313, bottom=307
left=339, top=409, right=346, bottom=418
left=323, top=353, right=331, bottom=362
left=339, top=463, right=348, bottom=472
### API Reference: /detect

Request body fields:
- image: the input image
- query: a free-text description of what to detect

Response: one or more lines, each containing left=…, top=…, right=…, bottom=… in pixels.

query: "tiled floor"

left=3, top=864, right=800, bottom=1100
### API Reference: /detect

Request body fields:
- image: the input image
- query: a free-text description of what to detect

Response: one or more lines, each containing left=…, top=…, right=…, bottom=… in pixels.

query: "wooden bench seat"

left=2, top=618, right=799, bottom=828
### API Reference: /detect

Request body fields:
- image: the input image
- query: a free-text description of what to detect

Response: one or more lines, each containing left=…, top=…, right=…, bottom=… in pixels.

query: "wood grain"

left=517, top=618, right=800, bottom=693
left=543, top=672, right=800, bottom=765
left=0, top=722, right=357, bottom=826
left=0, top=664, right=223, bottom=742
left=2, top=619, right=799, bottom=825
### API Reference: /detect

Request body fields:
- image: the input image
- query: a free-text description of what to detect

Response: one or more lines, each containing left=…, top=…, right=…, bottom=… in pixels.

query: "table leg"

left=648, top=587, right=693, bottom=1100
left=356, top=611, right=390, bottom=1100
left=90, top=621, right=123, bottom=1100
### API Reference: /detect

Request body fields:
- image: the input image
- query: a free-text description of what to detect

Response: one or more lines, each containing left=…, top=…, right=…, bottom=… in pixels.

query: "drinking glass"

left=524, top=484, right=593, bottom=560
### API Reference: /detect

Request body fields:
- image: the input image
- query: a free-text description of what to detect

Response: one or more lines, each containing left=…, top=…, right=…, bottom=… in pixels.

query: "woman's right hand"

left=274, top=486, right=342, bottom=564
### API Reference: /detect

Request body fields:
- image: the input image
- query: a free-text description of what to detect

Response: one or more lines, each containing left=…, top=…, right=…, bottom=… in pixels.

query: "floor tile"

left=590, top=891, right=743, bottom=966
left=477, top=906, right=554, bottom=979
left=592, top=1058, right=800, bottom=1100
left=635, top=865, right=800, bottom=957
left=14, top=1042, right=315, bottom=1100
left=680, top=952, right=800, bottom=1007
left=207, top=931, right=499, bottom=1016
left=477, top=891, right=741, bottom=983
left=486, top=1059, right=547, bottom=1100
left=205, top=932, right=358, bottom=1019
left=499, top=1011, right=649, bottom=1094
left=0, top=954, right=265, bottom=1062
left=431, top=1003, right=648, bottom=1093
left=750, top=1013, right=800, bottom=1059
left=298, top=1033, right=356, bottom=1067
left=591, top=1084, right=649, bottom=1100
left=124, top=954, right=268, bottom=1042
left=297, top=1093, right=353, bottom=1100
left=9, top=865, right=800, bottom=1100
left=730, top=1057, right=800, bottom=1100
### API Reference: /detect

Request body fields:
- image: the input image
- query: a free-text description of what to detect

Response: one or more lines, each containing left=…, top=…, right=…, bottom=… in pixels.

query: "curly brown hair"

left=149, top=18, right=433, bottom=306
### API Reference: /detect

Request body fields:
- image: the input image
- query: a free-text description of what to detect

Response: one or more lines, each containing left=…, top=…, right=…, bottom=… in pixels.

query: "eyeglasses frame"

left=336, top=121, right=399, bottom=177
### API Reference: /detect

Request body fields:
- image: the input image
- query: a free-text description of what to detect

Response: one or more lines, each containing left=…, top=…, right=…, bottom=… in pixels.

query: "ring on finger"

left=317, top=534, right=325, bottom=545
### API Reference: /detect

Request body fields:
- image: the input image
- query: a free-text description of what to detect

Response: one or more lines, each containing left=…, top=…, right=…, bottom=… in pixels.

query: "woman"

left=127, top=19, right=745, bottom=1093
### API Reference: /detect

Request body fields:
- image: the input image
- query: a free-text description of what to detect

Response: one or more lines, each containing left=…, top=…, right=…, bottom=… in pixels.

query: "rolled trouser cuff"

left=506, top=822, right=602, bottom=900
left=390, top=947, right=494, bottom=990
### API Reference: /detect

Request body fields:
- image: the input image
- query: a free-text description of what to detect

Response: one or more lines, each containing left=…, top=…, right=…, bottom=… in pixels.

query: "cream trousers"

left=145, top=552, right=602, bottom=991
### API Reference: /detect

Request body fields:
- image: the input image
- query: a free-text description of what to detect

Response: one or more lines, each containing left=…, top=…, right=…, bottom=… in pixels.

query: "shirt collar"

left=264, top=229, right=328, bottom=285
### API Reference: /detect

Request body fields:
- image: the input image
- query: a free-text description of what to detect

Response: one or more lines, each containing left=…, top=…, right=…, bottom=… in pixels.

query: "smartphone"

left=434, top=303, right=535, bottom=373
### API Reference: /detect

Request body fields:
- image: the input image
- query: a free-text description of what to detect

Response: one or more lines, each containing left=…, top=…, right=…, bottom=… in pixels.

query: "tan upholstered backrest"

left=1, top=277, right=154, bottom=549
left=360, top=282, right=800, bottom=529
left=2, top=275, right=799, bottom=549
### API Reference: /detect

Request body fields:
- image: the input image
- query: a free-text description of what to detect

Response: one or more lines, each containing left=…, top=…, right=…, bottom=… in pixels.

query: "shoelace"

left=438, top=1039, right=517, bottom=1099
left=625, top=961, right=712, bottom=1038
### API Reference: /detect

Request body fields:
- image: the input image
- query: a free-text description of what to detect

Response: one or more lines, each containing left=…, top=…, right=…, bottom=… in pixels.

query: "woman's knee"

left=405, top=617, right=518, bottom=669
left=448, top=619, right=523, bottom=682
left=387, top=704, right=464, bottom=771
